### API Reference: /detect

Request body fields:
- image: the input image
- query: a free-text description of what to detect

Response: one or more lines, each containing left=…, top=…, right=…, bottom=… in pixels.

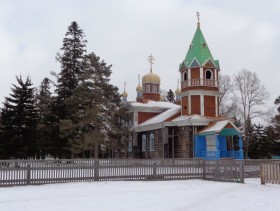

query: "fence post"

left=203, top=160, right=206, bottom=180
left=94, top=160, right=99, bottom=181
left=26, top=164, right=31, bottom=185
left=153, top=162, right=157, bottom=179
left=260, top=164, right=265, bottom=185
left=239, top=161, right=244, bottom=183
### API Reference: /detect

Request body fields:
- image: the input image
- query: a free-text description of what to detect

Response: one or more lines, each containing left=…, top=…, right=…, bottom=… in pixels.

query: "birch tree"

left=234, top=69, right=269, bottom=158
left=219, top=74, right=238, bottom=117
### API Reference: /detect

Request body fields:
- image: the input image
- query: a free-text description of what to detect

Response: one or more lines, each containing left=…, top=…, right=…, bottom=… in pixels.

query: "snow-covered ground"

left=0, top=179, right=279, bottom=211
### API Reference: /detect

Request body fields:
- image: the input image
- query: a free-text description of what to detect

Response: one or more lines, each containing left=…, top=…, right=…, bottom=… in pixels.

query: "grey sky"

left=0, top=0, right=280, bottom=109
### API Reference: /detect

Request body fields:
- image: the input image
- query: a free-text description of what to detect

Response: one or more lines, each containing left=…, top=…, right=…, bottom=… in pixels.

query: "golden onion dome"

left=121, top=91, right=128, bottom=98
left=175, top=87, right=181, bottom=95
left=136, top=84, right=142, bottom=92
left=142, top=72, right=160, bottom=84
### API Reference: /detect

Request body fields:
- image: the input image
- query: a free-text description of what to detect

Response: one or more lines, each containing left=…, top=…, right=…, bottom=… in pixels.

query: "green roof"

left=183, top=24, right=217, bottom=68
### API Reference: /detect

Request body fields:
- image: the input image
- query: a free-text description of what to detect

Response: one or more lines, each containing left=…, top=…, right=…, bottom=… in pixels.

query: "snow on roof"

left=172, top=114, right=208, bottom=122
left=131, top=101, right=180, bottom=109
left=200, top=120, right=229, bottom=133
left=139, top=107, right=180, bottom=126
left=199, top=120, right=241, bottom=134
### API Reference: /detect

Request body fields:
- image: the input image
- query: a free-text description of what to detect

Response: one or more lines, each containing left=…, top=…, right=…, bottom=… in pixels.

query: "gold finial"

left=124, top=82, right=126, bottom=91
left=177, top=79, right=180, bottom=88
left=138, top=74, right=140, bottom=84
left=147, top=54, right=155, bottom=72
left=196, top=11, right=200, bottom=27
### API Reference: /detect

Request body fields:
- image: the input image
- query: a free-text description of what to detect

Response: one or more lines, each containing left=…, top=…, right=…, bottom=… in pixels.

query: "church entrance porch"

left=194, top=120, right=244, bottom=160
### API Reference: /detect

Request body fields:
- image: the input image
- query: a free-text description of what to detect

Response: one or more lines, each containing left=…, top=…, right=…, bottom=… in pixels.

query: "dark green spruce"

left=60, top=53, right=130, bottom=158
left=0, top=76, right=38, bottom=159
left=166, top=89, right=175, bottom=103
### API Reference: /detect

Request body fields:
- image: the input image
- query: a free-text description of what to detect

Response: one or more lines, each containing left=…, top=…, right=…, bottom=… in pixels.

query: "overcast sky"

left=0, top=0, right=280, bottom=109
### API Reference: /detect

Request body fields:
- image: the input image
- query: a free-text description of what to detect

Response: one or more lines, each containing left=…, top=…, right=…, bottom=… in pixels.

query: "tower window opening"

left=152, top=85, right=157, bottom=93
left=203, top=43, right=206, bottom=48
left=146, top=84, right=151, bottom=93
left=183, top=71, right=188, bottom=81
left=206, top=69, right=213, bottom=79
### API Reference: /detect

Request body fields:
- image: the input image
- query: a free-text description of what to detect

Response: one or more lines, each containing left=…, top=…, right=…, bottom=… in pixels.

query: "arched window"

left=183, top=71, right=188, bottom=81
left=142, top=134, right=146, bottom=152
left=149, top=133, right=154, bottom=152
left=206, top=69, right=213, bottom=79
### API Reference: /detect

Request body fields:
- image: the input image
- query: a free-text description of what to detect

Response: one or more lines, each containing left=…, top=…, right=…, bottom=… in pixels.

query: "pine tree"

left=56, top=21, right=87, bottom=119
left=166, top=89, right=175, bottom=103
left=52, top=21, right=87, bottom=158
left=109, top=104, right=132, bottom=158
left=0, top=76, right=38, bottom=158
left=35, top=78, right=59, bottom=158
left=273, top=96, right=280, bottom=139
left=270, top=96, right=280, bottom=157
left=244, top=118, right=254, bottom=158
left=59, top=53, right=129, bottom=158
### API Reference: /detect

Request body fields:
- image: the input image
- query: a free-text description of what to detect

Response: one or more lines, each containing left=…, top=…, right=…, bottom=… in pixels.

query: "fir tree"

left=35, top=78, right=59, bottom=158
left=166, top=89, right=175, bottom=103
left=109, top=104, right=132, bottom=158
left=56, top=21, right=87, bottom=119
left=52, top=21, right=87, bottom=158
left=60, top=53, right=129, bottom=158
left=273, top=96, right=280, bottom=139
left=244, top=118, right=254, bottom=158
left=0, top=76, right=38, bottom=158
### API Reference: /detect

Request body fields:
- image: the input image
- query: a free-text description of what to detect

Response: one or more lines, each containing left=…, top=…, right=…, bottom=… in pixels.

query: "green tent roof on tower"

left=182, top=22, right=219, bottom=69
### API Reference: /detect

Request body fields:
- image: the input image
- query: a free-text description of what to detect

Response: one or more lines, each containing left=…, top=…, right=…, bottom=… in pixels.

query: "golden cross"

left=124, top=82, right=126, bottom=91
left=177, top=79, right=180, bottom=88
left=147, top=54, right=155, bottom=72
left=196, top=11, right=200, bottom=22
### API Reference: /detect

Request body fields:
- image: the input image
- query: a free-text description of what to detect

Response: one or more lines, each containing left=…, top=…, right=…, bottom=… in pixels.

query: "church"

left=121, top=15, right=244, bottom=160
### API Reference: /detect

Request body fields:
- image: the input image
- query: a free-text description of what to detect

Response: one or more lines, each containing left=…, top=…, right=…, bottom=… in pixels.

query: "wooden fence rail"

left=260, top=163, right=280, bottom=185
left=0, top=159, right=245, bottom=187
left=244, top=159, right=280, bottom=178
left=203, top=160, right=244, bottom=183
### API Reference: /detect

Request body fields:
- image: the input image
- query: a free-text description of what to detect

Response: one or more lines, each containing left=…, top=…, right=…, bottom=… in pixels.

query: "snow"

left=139, top=107, right=180, bottom=126
left=131, top=100, right=180, bottom=109
left=172, top=114, right=209, bottom=121
left=200, top=120, right=229, bottom=133
left=0, top=179, right=279, bottom=211
left=199, top=120, right=242, bottom=134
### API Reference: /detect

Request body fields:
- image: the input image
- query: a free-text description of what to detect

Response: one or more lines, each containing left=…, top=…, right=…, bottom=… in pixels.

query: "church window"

left=152, top=85, right=157, bottom=93
left=149, top=133, right=155, bottom=152
left=128, top=136, right=133, bottom=152
left=142, top=134, right=146, bottom=152
left=137, top=92, right=142, bottom=97
left=143, top=85, right=146, bottom=93
left=183, top=71, right=188, bottom=81
left=206, top=69, right=213, bottom=79
left=146, top=84, right=151, bottom=93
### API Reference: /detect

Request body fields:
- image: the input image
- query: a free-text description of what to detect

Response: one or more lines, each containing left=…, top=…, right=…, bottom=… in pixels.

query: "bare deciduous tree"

left=234, top=69, right=269, bottom=158
left=219, top=73, right=238, bottom=117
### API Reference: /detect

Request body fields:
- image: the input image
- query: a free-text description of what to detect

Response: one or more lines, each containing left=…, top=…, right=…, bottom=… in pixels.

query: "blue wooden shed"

left=194, top=120, right=244, bottom=160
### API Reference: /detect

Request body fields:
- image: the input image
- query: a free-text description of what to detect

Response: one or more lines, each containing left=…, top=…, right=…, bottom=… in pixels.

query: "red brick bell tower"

left=179, top=15, right=220, bottom=117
